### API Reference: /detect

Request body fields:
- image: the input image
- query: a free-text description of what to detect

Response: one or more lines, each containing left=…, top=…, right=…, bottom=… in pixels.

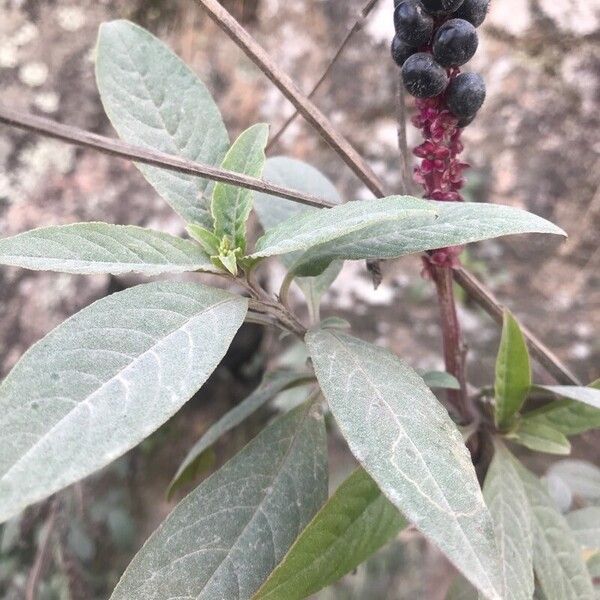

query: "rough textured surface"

left=110, top=402, right=328, bottom=600
left=0, top=282, right=247, bottom=522
left=307, top=330, right=502, bottom=600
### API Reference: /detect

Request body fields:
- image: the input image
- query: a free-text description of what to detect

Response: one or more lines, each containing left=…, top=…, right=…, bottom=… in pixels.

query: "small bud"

left=402, top=53, right=449, bottom=98
left=433, top=18, right=478, bottom=67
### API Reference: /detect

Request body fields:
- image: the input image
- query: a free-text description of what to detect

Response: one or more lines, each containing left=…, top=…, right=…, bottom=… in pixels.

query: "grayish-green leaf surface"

left=0, top=223, right=218, bottom=275
left=291, top=201, right=566, bottom=277
left=252, top=196, right=435, bottom=259
left=110, top=402, right=328, bottom=600
left=96, top=20, right=229, bottom=226
left=494, top=310, right=531, bottom=429
left=420, top=371, right=461, bottom=390
left=547, top=461, right=600, bottom=501
left=254, top=468, right=406, bottom=600
left=306, top=330, right=502, bottom=600
left=517, top=463, right=595, bottom=600
left=167, top=370, right=314, bottom=498
left=212, top=124, right=269, bottom=250
left=253, top=157, right=344, bottom=318
left=537, top=386, right=600, bottom=410
left=483, top=443, right=534, bottom=600
left=566, top=508, right=600, bottom=550
left=0, top=282, right=247, bottom=523
left=507, top=421, right=571, bottom=455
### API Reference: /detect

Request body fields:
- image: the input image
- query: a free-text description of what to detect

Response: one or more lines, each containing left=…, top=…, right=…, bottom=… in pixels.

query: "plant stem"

left=429, top=263, right=473, bottom=424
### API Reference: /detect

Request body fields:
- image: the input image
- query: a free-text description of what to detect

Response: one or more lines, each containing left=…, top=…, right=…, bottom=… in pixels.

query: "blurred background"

left=0, top=0, right=598, bottom=598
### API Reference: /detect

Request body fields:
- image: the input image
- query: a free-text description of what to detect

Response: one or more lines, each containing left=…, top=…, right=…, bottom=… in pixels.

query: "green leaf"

left=0, top=223, right=219, bottom=275
left=306, top=330, right=502, bottom=600
left=96, top=20, right=229, bottom=226
left=289, top=201, right=566, bottom=277
left=506, top=421, right=571, bottom=455
left=252, top=196, right=435, bottom=259
left=494, top=310, right=531, bottom=429
left=167, top=370, right=314, bottom=498
left=110, top=401, right=328, bottom=600
left=254, top=157, right=344, bottom=320
left=522, top=400, right=600, bottom=437
left=536, top=386, right=600, bottom=410
left=516, top=462, right=595, bottom=600
left=186, top=224, right=220, bottom=256
left=566, top=508, right=600, bottom=551
left=483, top=443, right=534, bottom=600
left=253, top=468, right=406, bottom=600
left=0, top=282, right=247, bottom=523
left=212, top=124, right=269, bottom=252
left=547, top=460, right=600, bottom=502
left=420, top=370, right=461, bottom=390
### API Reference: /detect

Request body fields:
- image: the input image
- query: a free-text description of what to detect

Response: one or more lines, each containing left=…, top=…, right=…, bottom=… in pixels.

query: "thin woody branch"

left=0, top=105, right=579, bottom=386
left=0, top=105, right=334, bottom=210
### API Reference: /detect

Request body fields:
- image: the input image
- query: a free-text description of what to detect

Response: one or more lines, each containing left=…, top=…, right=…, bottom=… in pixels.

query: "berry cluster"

left=391, top=0, right=489, bottom=267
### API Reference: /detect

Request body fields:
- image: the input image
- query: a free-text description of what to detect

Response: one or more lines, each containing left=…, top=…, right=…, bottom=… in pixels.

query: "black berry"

left=446, top=72, right=486, bottom=117
left=453, top=0, right=490, bottom=28
left=391, top=35, right=416, bottom=67
left=456, top=113, right=477, bottom=128
left=394, top=1, right=434, bottom=47
left=421, top=0, right=464, bottom=15
left=433, top=18, right=478, bottom=67
left=402, top=53, right=448, bottom=98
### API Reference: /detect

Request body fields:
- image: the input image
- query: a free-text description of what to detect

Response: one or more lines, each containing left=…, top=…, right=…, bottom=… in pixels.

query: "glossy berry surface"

left=421, top=0, right=464, bottom=15
left=446, top=72, right=486, bottom=117
left=402, top=53, right=448, bottom=98
left=433, top=18, right=478, bottom=67
left=391, top=35, right=416, bottom=67
left=453, top=0, right=490, bottom=27
left=456, top=113, right=476, bottom=128
left=394, top=1, right=434, bottom=47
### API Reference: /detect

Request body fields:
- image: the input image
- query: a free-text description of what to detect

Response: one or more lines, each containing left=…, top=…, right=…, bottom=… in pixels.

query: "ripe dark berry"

left=446, top=72, right=486, bottom=117
left=402, top=53, right=448, bottom=98
left=456, top=113, right=477, bottom=128
left=421, top=0, right=464, bottom=15
left=453, top=0, right=490, bottom=28
left=391, top=35, right=416, bottom=67
left=394, top=1, right=434, bottom=47
left=433, top=18, right=478, bottom=67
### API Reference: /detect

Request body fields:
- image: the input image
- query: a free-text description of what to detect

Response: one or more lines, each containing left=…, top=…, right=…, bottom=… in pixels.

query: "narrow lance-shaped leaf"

left=515, top=461, right=595, bottom=600
left=483, top=442, right=534, bottom=600
left=290, top=201, right=566, bottom=277
left=0, top=223, right=220, bottom=275
left=306, top=330, right=502, bottom=600
left=212, top=123, right=269, bottom=252
left=565, top=508, right=600, bottom=551
left=110, top=401, right=328, bottom=600
left=167, top=370, right=314, bottom=498
left=253, top=468, right=406, bottom=600
left=505, top=420, right=571, bottom=455
left=494, top=310, right=531, bottom=429
left=535, top=386, right=600, bottom=410
left=251, top=196, right=436, bottom=258
left=0, top=282, right=247, bottom=523
left=522, top=400, right=600, bottom=437
left=254, top=157, right=345, bottom=321
left=96, top=20, right=230, bottom=226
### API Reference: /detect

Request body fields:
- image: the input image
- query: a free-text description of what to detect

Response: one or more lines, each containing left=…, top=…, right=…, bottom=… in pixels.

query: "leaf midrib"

left=0, top=296, right=236, bottom=483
